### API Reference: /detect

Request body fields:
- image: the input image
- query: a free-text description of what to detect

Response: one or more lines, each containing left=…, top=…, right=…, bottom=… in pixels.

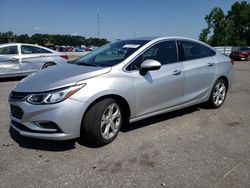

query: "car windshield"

left=74, top=40, right=149, bottom=67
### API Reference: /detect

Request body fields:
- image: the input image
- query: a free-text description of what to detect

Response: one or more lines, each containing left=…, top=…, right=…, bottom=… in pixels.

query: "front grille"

left=10, top=105, right=24, bottom=119
left=9, top=91, right=30, bottom=102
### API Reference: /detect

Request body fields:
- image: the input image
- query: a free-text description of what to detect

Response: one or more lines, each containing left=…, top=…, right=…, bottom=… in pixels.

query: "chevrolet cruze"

left=8, top=37, right=234, bottom=145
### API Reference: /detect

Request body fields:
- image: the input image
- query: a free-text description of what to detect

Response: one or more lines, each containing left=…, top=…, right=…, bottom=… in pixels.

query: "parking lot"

left=0, top=61, right=249, bottom=188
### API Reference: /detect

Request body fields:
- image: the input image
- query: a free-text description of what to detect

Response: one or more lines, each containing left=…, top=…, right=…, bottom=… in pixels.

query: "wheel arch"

left=42, top=62, right=56, bottom=69
left=80, top=94, right=131, bottom=135
left=217, top=75, right=229, bottom=90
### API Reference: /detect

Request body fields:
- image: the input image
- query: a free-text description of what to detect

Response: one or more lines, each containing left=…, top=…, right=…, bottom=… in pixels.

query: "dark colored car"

left=58, top=46, right=66, bottom=52
left=230, top=46, right=250, bottom=61
left=65, top=47, right=73, bottom=52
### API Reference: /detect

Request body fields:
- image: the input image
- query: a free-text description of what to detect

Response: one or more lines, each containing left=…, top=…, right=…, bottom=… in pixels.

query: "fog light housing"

left=35, top=121, right=62, bottom=132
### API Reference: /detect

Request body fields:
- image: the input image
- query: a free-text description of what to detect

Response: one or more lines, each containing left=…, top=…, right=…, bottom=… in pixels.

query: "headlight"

left=27, top=84, right=85, bottom=105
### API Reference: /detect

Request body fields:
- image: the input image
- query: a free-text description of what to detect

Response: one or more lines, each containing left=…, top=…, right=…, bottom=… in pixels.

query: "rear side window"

left=39, top=48, right=52, bottom=53
left=0, top=46, right=18, bottom=55
left=180, top=41, right=215, bottom=61
left=21, top=45, right=51, bottom=54
left=127, top=40, right=178, bottom=70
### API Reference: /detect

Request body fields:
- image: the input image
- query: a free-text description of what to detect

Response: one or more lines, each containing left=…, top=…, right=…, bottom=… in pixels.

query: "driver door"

left=129, top=40, right=184, bottom=117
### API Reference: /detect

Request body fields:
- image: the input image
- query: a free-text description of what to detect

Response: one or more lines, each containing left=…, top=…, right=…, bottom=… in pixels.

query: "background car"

left=58, top=46, right=66, bottom=52
left=65, top=47, right=73, bottom=52
left=89, top=45, right=98, bottom=51
left=0, top=43, right=68, bottom=78
left=73, top=48, right=84, bottom=52
left=230, top=46, right=250, bottom=61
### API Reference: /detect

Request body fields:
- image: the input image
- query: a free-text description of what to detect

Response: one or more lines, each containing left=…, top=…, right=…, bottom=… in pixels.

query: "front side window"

left=0, top=46, right=18, bottom=55
left=74, top=40, right=148, bottom=67
left=21, top=45, right=51, bottom=54
left=181, top=41, right=215, bottom=61
left=127, top=40, right=178, bottom=70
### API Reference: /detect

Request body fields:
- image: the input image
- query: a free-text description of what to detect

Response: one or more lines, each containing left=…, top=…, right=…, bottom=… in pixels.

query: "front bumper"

left=9, top=98, right=88, bottom=140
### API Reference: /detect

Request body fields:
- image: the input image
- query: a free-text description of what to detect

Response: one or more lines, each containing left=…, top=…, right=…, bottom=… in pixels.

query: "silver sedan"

left=8, top=37, right=234, bottom=145
left=0, top=43, right=68, bottom=78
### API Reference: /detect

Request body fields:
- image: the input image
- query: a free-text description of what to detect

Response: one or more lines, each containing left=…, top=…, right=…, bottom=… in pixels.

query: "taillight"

left=60, top=55, right=68, bottom=60
left=230, top=59, right=234, bottom=65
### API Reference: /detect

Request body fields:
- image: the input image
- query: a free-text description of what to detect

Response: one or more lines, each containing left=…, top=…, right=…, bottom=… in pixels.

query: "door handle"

left=11, top=58, right=18, bottom=61
left=40, top=55, right=46, bottom=57
left=208, top=62, right=214, bottom=67
left=172, top=70, right=182, bottom=75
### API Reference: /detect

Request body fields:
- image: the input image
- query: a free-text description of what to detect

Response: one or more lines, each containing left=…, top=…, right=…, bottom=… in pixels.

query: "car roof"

left=0, top=42, right=41, bottom=46
left=123, top=36, right=213, bottom=48
left=128, top=36, right=199, bottom=41
left=0, top=42, right=57, bottom=53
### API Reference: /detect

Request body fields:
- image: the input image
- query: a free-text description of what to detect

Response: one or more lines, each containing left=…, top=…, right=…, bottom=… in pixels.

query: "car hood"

left=14, top=63, right=111, bottom=92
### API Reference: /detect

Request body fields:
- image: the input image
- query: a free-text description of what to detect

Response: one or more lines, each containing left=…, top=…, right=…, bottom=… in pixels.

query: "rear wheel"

left=82, top=98, right=123, bottom=145
left=207, top=79, right=227, bottom=108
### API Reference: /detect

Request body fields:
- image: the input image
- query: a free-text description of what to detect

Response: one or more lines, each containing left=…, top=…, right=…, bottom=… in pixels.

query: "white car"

left=0, top=43, right=68, bottom=78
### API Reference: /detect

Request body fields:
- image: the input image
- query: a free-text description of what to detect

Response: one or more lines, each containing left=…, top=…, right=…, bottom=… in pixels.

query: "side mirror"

left=139, top=59, right=161, bottom=75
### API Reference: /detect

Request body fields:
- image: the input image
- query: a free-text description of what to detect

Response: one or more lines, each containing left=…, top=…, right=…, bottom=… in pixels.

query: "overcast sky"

left=0, top=0, right=241, bottom=40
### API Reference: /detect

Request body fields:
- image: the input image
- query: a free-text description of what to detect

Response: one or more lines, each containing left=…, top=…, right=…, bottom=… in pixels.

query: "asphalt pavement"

left=0, top=61, right=249, bottom=188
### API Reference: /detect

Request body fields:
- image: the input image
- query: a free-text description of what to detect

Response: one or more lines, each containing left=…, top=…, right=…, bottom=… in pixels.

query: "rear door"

left=179, top=40, right=216, bottom=103
left=0, top=45, right=21, bottom=77
left=20, top=45, right=49, bottom=74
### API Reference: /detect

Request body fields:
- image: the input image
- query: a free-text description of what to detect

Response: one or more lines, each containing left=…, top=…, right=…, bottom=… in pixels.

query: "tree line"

left=0, top=32, right=109, bottom=47
left=199, top=1, right=250, bottom=46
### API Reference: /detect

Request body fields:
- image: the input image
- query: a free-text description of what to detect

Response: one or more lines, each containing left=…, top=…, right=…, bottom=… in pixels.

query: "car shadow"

left=9, top=127, right=104, bottom=151
left=9, top=104, right=204, bottom=151
left=0, top=76, right=25, bottom=82
left=121, top=105, right=202, bottom=132
left=9, top=127, right=77, bottom=151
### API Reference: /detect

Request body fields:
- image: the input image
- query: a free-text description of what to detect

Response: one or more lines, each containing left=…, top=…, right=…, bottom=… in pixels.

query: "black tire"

left=42, top=62, right=56, bottom=69
left=207, top=79, right=227, bottom=108
left=82, top=98, right=123, bottom=146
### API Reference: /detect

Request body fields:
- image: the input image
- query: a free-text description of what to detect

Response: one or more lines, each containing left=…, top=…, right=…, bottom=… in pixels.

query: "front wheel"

left=82, top=98, right=123, bottom=145
left=207, top=79, right=227, bottom=108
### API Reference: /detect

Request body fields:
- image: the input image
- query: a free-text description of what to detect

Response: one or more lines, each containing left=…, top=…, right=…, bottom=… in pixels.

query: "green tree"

left=199, top=7, right=233, bottom=46
left=0, top=32, right=108, bottom=46
left=199, top=1, right=250, bottom=46
left=227, top=1, right=250, bottom=45
left=16, top=34, right=30, bottom=43
left=0, top=31, right=16, bottom=43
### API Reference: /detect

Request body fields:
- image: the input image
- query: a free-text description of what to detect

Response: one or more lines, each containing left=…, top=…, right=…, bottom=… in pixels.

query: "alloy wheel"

left=213, top=82, right=226, bottom=106
left=100, top=103, right=121, bottom=140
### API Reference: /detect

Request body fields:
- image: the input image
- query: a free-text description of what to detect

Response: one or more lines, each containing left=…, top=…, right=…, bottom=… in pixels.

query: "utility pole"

left=97, top=0, right=100, bottom=39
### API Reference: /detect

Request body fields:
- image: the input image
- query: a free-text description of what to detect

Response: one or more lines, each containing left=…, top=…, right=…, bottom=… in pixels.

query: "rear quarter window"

left=181, top=41, right=215, bottom=61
